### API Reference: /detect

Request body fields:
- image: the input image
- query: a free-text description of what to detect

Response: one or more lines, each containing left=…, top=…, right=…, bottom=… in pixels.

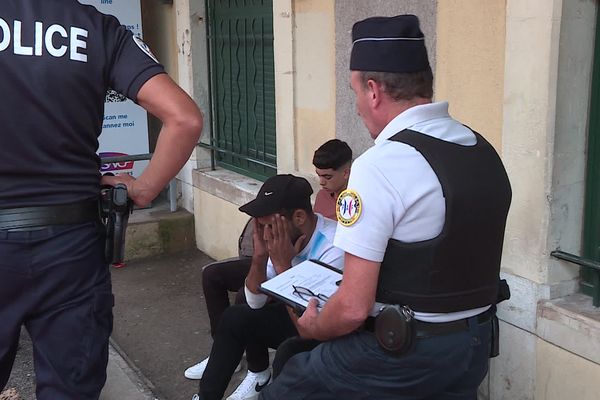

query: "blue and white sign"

left=79, top=0, right=149, bottom=177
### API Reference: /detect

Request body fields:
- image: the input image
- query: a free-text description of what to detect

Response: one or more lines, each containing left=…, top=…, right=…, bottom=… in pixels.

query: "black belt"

left=364, top=308, right=493, bottom=339
left=0, top=201, right=100, bottom=230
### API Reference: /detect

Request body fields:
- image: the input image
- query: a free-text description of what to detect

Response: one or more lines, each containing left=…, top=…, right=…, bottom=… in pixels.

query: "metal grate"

left=551, top=251, right=600, bottom=307
left=207, top=0, right=276, bottom=181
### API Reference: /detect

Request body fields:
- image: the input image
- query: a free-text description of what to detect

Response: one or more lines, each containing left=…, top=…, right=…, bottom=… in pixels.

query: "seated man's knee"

left=202, top=263, right=220, bottom=285
left=216, top=304, right=254, bottom=334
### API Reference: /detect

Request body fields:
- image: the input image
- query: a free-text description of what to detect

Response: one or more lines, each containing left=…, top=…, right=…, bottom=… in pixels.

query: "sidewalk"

left=100, top=341, right=157, bottom=400
left=2, top=248, right=218, bottom=400
left=1, top=331, right=156, bottom=400
left=109, top=248, right=214, bottom=400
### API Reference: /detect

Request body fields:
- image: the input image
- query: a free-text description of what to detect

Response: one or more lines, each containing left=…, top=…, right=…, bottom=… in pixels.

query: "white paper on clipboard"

left=259, top=259, right=342, bottom=311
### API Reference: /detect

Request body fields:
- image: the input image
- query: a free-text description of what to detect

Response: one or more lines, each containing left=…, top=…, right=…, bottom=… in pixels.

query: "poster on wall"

left=79, top=0, right=149, bottom=177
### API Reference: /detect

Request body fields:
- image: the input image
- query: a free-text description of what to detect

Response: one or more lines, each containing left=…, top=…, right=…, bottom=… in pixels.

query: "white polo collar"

left=374, top=101, right=450, bottom=145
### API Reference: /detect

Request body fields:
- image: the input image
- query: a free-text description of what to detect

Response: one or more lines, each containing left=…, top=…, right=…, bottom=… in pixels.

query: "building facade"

left=141, top=1, right=600, bottom=398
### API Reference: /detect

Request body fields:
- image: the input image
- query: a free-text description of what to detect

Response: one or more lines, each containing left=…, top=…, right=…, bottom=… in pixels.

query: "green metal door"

left=207, top=0, right=276, bottom=180
left=582, top=9, right=600, bottom=304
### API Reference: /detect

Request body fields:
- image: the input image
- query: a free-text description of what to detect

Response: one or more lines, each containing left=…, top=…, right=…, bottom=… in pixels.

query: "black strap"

left=364, top=308, right=493, bottom=338
left=0, top=201, right=99, bottom=230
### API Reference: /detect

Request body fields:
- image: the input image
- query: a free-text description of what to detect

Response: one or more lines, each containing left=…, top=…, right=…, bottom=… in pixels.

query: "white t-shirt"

left=246, top=213, right=344, bottom=309
left=334, top=101, right=489, bottom=322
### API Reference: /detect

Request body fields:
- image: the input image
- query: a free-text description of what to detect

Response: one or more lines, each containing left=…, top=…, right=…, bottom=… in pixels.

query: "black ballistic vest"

left=376, top=129, right=512, bottom=313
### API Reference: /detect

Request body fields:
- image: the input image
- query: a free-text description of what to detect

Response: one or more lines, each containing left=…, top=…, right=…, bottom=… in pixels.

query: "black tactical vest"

left=376, top=129, right=512, bottom=313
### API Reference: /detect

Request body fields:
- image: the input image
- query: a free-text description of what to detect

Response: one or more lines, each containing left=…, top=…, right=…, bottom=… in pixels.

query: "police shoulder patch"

left=133, top=35, right=159, bottom=63
left=336, top=189, right=362, bottom=226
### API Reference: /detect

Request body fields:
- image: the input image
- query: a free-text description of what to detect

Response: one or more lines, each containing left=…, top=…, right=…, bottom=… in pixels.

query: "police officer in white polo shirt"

left=260, top=14, right=511, bottom=399
left=0, top=2, right=202, bottom=399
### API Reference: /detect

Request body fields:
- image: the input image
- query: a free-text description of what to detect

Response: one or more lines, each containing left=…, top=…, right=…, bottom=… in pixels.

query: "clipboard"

left=259, top=259, right=342, bottom=314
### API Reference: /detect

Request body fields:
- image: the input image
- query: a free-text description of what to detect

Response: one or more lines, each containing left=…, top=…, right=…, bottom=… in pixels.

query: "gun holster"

left=374, top=305, right=416, bottom=356
left=99, top=184, right=133, bottom=264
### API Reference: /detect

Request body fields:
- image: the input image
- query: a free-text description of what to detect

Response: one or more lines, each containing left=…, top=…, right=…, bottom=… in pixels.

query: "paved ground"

left=111, top=249, right=214, bottom=400
left=2, top=248, right=253, bottom=400
left=3, top=331, right=35, bottom=400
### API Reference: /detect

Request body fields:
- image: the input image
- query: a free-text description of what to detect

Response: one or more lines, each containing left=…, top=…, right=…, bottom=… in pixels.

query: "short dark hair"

left=312, top=139, right=352, bottom=170
left=359, top=67, right=433, bottom=101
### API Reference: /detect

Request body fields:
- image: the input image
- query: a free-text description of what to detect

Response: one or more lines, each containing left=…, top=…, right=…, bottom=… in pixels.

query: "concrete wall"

left=536, top=339, right=600, bottom=400
left=174, top=0, right=209, bottom=213
left=500, top=0, right=595, bottom=291
left=502, top=0, right=563, bottom=285
left=273, top=0, right=338, bottom=180
left=194, top=191, right=250, bottom=261
left=435, top=0, right=506, bottom=150
left=141, top=2, right=178, bottom=77
left=140, top=3, right=177, bottom=160
left=334, top=0, right=437, bottom=156
left=293, top=0, right=337, bottom=175
left=490, top=0, right=600, bottom=398
left=272, top=0, right=295, bottom=174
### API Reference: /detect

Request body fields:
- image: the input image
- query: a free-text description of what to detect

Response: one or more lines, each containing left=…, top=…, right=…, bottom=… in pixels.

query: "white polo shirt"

left=334, top=101, right=490, bottom=322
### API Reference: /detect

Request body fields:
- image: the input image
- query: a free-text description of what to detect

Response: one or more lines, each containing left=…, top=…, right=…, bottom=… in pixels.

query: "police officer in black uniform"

left=260, top=15, right=511, bottom=400
left=0, top=2, right=203, bottom=399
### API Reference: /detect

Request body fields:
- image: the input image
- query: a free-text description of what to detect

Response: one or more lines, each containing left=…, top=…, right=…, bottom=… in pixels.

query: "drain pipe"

left=169, top=179, right=178, bottom=212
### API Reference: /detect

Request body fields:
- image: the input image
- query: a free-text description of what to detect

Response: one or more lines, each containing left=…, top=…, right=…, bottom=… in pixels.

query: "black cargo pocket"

left=86, top=292, right=114, bottom=369
left=78, top=291, right=114, bottom=396
left=68, top=291, right=114, bottom=398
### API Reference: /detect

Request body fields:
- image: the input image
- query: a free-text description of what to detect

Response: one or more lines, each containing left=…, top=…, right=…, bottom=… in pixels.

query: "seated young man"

left=265, top=139, right=353, bottom=378
left=190, top=174, right=344, bottom=400
left=313, top=139, right=352, bottom=220
left=184, top=139, right=351, bottom=385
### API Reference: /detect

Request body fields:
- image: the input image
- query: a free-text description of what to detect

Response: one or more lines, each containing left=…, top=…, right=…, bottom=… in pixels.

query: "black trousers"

left=261, top=317, right=492, bottom=400
left=202, top=258, right=271, bottom=371
left=199, top=303, right=298, bottom=400
left=201, top=258, right=251, bottom=337
left=0, top=222, right=112, bottom=400
left=272, top=337, right=321, bottom=379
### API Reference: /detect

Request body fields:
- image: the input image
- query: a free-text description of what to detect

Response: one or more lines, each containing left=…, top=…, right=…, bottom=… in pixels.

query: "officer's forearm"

left=310, top=293, right=367, bottom=340
left=133, top=120, right=202, bottom=206
left=133, top=74, right=203, bottom=206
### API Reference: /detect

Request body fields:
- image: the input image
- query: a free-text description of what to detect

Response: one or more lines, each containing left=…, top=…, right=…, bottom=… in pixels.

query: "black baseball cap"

left=239, top=174, right=314, bottom=217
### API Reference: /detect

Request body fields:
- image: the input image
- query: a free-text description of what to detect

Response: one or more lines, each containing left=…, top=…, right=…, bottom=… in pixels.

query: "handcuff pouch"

left=374, top=305, right=416, bottom=356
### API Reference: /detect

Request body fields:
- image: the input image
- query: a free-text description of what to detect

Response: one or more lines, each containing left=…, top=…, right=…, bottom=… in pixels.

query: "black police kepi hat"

left=239, top=174, right=313, bottom=218
left=350, top=14, right=430, bottom=73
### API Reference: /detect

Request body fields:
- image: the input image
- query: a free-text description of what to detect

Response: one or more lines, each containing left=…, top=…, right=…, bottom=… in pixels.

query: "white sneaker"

left=226, top=369, right=271, bottom=400
left=191, top=395, right=200, bottom=400
left=184, top=357, right=242, bottom=380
